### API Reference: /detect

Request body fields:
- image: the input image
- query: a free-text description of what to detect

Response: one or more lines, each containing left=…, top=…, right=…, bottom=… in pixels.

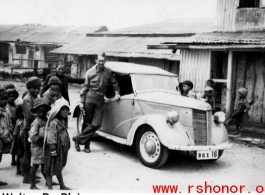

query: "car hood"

left=135, top=91, right=212, bottom=111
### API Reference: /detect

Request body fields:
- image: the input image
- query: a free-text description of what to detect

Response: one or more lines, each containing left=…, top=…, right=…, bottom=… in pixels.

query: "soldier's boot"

left=84, top=141, right=91, bottom=153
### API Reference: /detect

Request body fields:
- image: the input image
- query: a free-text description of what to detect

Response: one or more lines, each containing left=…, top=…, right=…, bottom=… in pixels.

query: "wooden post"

left=226, top=51, right=233, bottom=118
left=33, top=60, right=39, bottom=76
left=11, top=68, right=13, bottom=79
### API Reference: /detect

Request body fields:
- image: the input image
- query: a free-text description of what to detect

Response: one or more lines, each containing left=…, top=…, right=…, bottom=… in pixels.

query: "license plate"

left=196, top=150, right=219, bottom=160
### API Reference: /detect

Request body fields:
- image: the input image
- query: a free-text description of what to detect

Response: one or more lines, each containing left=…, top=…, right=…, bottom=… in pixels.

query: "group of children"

left=179, top=79, right=216, bottom=112
left=179, top=79, right=251, bottom=135
left=0, top=76, right=71, bottom=190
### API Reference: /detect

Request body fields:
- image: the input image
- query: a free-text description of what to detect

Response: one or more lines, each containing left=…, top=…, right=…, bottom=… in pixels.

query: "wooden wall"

left=215, top=0, right=265, bottom=32
left=78, top=55, right=95, bottom=78
left=233, top=52, right=265, bottom=125
left=235, top=8, right=265, bottom=31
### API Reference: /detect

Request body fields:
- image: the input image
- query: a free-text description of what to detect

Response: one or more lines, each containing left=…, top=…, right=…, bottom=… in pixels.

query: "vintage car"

left=72, top=62, right=232, bottom=168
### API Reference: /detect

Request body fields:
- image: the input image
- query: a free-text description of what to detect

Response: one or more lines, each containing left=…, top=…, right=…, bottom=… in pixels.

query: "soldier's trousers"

left=78, top=95, right=104, bottom=146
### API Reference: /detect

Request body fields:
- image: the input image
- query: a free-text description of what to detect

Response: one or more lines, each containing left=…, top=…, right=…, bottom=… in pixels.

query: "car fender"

left=211, top=121, right=229, bottom=145
left=126, top=114, right=194, bottom=148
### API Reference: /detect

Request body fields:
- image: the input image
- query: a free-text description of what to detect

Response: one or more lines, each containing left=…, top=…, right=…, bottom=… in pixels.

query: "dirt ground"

left=0, top=81, right=265, bottom=193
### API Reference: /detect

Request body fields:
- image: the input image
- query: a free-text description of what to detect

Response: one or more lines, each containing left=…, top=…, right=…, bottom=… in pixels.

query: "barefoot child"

left=29, top=98, right=51, bottom=189
left=5, top=84, right=19, bottom=166
left=12, top=104, right=24, bottom=175
left=22, top=76, right=42, bottom=183
left=230, top=88, right=251, bottom=135
left=44, top=98, right=71, bottom=190
left=0, top=88, right=13, bottom=182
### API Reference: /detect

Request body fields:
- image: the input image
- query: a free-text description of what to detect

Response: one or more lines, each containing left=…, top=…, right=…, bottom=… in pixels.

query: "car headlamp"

left=213, top=112, right=226, bottom=124
left=166, top=111, right=180, bottom=126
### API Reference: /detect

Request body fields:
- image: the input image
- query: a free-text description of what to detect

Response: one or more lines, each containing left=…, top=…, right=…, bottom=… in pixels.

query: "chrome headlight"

left=213, top=111, right=226, bottom=124
left=166, top=111, right=180, bottom=125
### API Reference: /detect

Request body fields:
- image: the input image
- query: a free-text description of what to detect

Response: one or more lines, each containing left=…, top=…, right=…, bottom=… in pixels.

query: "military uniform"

left=76, top=64, right=119, bottom=147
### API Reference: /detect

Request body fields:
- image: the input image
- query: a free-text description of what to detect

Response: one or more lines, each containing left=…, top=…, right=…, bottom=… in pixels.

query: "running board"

left=97, top=131, right=128, bottom=145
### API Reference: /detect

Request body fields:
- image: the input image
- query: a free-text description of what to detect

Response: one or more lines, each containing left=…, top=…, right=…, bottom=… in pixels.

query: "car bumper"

left=166, top=141, right=233, bottom=151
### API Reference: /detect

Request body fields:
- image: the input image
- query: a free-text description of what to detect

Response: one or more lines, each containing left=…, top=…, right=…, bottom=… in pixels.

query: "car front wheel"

left=136, top=127, right=169, bottom=168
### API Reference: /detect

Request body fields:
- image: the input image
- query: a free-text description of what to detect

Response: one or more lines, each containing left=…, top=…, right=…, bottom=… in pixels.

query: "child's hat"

left=205, top=86, right=213, bottom=92
left=26, top=76, right=41, bottom=88
left=48, top=76, right=61, bottom=86
left=238, top=88, right=248, bottom=97
left=5, top=84, right=19, bottom=100
left=182, top=80, right=193, bottom=90
left=31, top=98, right=51, bottom=113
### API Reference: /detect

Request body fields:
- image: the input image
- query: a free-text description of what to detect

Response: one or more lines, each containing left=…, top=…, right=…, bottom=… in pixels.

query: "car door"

left=100, top=95, right=134, bottom=138
left=99, top=73, right=135, bottom=139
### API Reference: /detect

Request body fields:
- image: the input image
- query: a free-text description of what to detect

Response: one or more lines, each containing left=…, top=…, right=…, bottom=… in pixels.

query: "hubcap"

left=139, top=131, right=161, bottom=163
left=145, top=140, right=156, bottom=155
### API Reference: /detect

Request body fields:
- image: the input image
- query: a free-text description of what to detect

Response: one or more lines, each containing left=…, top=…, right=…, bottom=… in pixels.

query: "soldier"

left=73, top=53, right=120, bottom=153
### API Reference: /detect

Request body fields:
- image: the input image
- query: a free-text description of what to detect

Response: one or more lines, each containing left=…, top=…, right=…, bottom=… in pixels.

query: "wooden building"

left=0, top=24, right=108, bottom=70
left=149, top=0, right=265, bottom=128
left=50, top=21, right=214, bottom=78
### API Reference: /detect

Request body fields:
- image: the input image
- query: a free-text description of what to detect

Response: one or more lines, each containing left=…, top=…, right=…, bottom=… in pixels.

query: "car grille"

left=193, top=109, right=211, bottom=146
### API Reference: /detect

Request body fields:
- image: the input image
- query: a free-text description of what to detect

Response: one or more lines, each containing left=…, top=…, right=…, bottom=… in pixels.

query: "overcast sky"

left=0, top=0, right=217, bottom=30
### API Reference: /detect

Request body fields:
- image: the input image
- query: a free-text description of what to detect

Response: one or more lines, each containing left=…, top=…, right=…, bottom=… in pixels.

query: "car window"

left=105, top=73, right=133, bottom=98
left=133, top=74, right=179, bottom=93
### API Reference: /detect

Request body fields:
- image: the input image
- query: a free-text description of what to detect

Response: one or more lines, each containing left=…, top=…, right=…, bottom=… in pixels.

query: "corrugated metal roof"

left=162, top=31, right=265, bottom=44
left=0, top=24, right=108, bottom=44
left=51, top=36, right=181, bottom=60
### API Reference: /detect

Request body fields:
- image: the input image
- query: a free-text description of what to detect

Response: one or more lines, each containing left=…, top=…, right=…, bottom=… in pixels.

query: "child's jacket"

left=29, top=117, right=47, bottom=148
left=0, top=107, right=13, bottom=153
left=232, top=98, right=251, bottom=119
left=0, top=107, right=13, bottom=142
left=22, top=93, right=37, bottom=131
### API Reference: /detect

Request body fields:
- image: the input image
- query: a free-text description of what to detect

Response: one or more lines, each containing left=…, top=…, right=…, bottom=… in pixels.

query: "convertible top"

left=105, top=62, right=177, bottom=77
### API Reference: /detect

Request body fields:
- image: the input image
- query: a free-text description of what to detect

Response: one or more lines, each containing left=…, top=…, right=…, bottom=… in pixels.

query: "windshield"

left=132, top=74, right=179, bottom=94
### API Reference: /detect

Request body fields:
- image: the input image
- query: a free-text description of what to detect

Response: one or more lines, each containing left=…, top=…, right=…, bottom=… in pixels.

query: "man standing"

left=41, top=63, right=85, bottom=104
left=73, top=53, right=120, bottom=153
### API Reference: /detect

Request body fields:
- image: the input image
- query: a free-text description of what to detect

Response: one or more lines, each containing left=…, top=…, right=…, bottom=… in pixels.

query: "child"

left=231, top=88, right=251, bottom=135
left=179, top=80, right=195, bottom=98
left=22, top=76, right=42, bottom=183
left=29, top=98, right=51, bottom=189
left=202, top=79, right=216, bottom=99
left=5, top=84, right=19, bottom=166
left=204, top=87, right=216, bottom=113
left=0, top=88, right=13, bottom=178
left=43, top=76, right=62, bottom=106
left=44, top=98, right=71, bottom=190
left=12, top=104, right=25, bottom=175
